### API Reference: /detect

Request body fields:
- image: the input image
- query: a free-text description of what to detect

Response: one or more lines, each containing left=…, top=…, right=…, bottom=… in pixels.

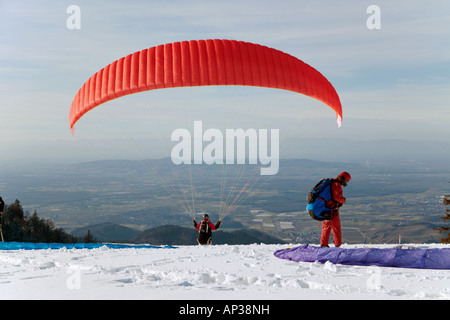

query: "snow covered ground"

left=1, top=243, right=449, bottom=300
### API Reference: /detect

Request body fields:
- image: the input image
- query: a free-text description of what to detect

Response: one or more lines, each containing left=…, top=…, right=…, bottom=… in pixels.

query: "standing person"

left=320, top=172, right=351, bottom=248
left=193, top=214, right=221, bottom=245
left=0, top=197, right=4, bottom=242
left=0, top=197, right=4, bottom=225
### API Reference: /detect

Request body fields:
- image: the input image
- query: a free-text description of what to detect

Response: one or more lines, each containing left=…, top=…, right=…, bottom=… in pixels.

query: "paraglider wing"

left=274, top=245, right=450, bottom=270
left=69, top=39, right=343, bottom=133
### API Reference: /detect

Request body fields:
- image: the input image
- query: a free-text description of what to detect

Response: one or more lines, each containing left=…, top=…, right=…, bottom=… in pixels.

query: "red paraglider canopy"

left=69, top=39, right=342, bottom=133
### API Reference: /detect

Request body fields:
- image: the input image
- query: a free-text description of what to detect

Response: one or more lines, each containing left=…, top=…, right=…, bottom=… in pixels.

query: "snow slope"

left=1, top=243, right=449, bottom=300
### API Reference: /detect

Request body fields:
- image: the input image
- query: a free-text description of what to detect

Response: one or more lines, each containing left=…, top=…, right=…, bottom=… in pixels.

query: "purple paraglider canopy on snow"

left=274, top=244, right=450, bottom=269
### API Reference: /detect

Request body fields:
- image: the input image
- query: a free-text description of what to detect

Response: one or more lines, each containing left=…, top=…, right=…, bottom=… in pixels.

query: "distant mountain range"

left=71, top=223, right=142, bottom=242
left=4, top=157, right=448, bottom=244
left=71, top=222, right=285, bottom=245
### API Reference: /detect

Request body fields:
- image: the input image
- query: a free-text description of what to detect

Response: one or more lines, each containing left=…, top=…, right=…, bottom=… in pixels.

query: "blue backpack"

left=306, top=178, right=335, bottom=221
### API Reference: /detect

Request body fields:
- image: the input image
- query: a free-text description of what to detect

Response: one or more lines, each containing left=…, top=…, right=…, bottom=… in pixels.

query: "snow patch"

left=0, top=243, right=449, bottom=299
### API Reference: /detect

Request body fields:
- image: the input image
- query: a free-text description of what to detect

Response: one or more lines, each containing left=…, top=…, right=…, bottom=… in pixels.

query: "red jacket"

left=326, top=180, right=346, bottom=209
left=195, top=220, right=217, bottom=232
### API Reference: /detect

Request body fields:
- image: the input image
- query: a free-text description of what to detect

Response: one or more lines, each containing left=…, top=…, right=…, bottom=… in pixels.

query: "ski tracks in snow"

left=1, top=244, right=450, bottom=299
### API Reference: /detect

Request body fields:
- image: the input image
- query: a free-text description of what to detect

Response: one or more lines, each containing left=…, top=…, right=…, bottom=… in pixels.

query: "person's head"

left=337, top=172, right=351, bottom=187
left=203, top=214, right=209, bottom=221
left=0, top=197, right=3, bottom=203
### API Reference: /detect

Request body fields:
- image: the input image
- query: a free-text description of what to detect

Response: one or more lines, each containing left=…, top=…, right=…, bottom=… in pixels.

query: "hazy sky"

left=1, top=0, right=449, bottom=165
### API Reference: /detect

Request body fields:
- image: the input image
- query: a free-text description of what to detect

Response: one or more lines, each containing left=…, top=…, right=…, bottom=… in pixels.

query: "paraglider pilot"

left=193, top=214, right=221, bottom=245
left=0, top=197, right=4, bottom=226
left=320, top=172, right=351, bottom=248
left=0, top=197, right=4, bottom=242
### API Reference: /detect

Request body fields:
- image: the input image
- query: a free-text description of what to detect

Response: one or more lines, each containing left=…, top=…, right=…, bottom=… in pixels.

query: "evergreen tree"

left=82, top=230, right=97, bottom=243
left=2, top=199, right=79, bottom=243
left=3, top=199, right=27, bottom=241
left=8, top=199, right=24, bottom=221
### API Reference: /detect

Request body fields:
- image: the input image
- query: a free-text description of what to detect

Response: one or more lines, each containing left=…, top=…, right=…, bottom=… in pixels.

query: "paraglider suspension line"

left=220, top=171, right=258, bottom=221
left=170, top=185, right=195, bottom=220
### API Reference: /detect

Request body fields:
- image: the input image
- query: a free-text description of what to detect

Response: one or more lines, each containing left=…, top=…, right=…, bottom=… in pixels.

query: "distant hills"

left=71, top=223, right=142, bottom=242
left=71, top=222, right=285, bottom=245
left=4, top=157, right=448, bottom=244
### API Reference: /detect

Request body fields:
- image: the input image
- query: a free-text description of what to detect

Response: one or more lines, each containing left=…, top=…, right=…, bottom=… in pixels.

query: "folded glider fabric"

left=274, top=244, right=450, bottom=269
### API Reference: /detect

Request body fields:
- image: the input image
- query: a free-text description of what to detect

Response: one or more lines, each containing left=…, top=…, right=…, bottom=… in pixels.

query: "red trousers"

left=320, top=212, right=342, bottom=247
